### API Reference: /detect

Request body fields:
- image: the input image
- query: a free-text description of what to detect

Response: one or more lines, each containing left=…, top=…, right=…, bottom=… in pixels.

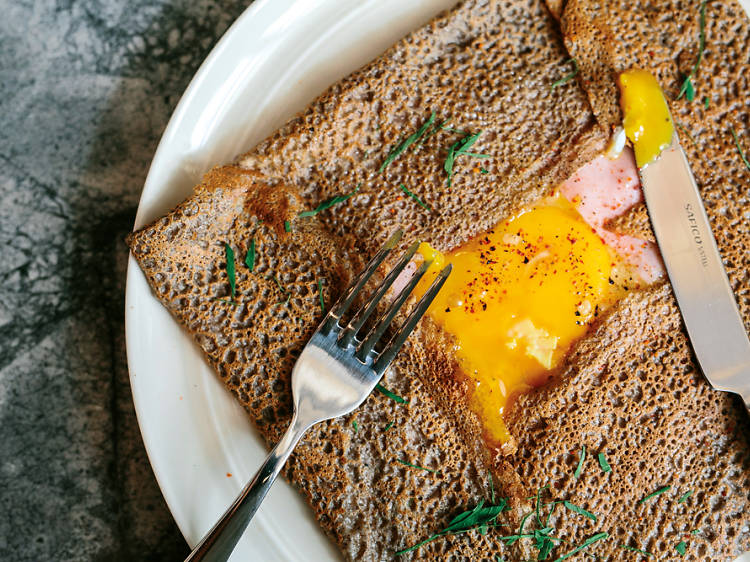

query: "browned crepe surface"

left=128, top=0, right=750, bottom=559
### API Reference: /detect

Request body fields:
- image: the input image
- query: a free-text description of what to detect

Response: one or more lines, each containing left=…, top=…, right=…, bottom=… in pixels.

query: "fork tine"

left=355, top=257, right=433, bottom=362
left=338, top=241, right=420, bottom=348
left=322, top=230, right=402, bottom=333
left=373, top=264, right=452, bottom=374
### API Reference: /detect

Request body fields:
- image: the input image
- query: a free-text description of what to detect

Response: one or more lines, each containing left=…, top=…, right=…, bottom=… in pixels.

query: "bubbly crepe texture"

left=127, top=0, right=750, bottom=559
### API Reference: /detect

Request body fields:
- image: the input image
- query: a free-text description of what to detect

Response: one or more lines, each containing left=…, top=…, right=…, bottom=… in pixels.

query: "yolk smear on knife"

left=618, top=69, right=674, bottom=168
left=413, top=149, right=661, bottom=447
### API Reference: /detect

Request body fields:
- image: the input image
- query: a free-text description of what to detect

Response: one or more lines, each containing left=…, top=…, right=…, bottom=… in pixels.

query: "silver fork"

left=185, top=230, right=452, bottom=562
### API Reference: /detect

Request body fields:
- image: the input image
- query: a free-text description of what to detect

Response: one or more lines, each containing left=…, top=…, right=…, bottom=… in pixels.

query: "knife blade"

left=638, top=136, right=750, bottom=409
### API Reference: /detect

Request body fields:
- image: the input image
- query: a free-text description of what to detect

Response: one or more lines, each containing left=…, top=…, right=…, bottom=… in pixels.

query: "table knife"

left=637, top=134, right=750, bottom=410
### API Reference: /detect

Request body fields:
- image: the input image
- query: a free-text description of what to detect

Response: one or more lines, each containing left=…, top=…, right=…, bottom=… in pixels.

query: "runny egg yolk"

left=618, top=69, right=674, bottom=168
left=415, top=195, right=623, bottom=445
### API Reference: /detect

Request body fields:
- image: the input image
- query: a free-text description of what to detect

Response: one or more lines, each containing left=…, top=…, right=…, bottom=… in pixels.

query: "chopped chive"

left=444, top=131, right=483, bottom=186
left=535, top=485, right=549, bottom=526
left=676, top=121, right=700, bottom=151
left=399, top=184, right=432, bottom=211
left=317, top=279, right=325, bottom=313
left=691, top=529, right=700, bottom=535
left=638, top=485, right=670, bottom=504
left=563, top=500, right=597, bottom=522
left=675, top=541, right=687, bottom=556
left=396, top=498, right=509, bottom=555
left=574, top=445, right=586, bottom=479
left=298, top=184, right=361, bottom=218
left=271, top=275, right=287, bottom=295
left=383, top=420, right=394, bottom=432
left=550, top=58, right=579, bottom=91
left=677, top=0, right=707, bottom=100
left=553, top=532, right=608, bottom=561
left=730, top=126, right=750, bottom=171
left=704, top=96, right=710, bottom=110
left=352, top=420, right=359, bottom=433
left=224, top=243, right=236, bottom=300
left=284, top=220, right=291, bottom=232
left=419, top=117, right=452, bottom=145
left=489, top=471, right=495, bottom=504
left=245, top=238, right=256, bottom=271
left=480, top=167, right=489, bottom=174
left=684, top=78, right=696, bottom=102
left=458, top=151, right=491, bottom=158
left=678, top=490, right=693, bottom=503
left=597, top=452, right=611, bottom=473
left=375, top=383, right=407, bottom=403
left=518, top=511, right=534, bottom=535
left=620, top=544, right=653, bottom=557
left=379, top=112, right=436, bottom=172
left=396, top=458, right=439, bottom=474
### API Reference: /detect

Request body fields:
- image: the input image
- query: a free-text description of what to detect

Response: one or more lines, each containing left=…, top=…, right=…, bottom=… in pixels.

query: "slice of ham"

left=559, top=147, right=664, bottom=283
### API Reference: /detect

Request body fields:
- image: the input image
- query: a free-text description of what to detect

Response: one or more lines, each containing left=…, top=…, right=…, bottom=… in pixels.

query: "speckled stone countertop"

left=0, top=1, right=250, bottom=559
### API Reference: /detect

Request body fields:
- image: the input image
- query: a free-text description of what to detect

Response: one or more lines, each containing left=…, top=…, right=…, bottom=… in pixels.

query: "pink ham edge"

left=559, top=147, right=664, bottom=283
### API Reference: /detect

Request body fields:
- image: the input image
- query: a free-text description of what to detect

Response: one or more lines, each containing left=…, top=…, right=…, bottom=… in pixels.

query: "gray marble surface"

left=0, top=1, right=250, bottom=559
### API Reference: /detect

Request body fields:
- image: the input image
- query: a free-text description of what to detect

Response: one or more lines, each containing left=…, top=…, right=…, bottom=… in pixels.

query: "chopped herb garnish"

left=638, top=485, right=670, bottom=504
left=489, top=471, right=495, bottom=504
left=396, top=458, right=439, bottom=474
left=704, top=96, right=710, bottom=110
left=678, top=490, right=693, bottom=503
left=213, top=298, right=239, bottom=306
left=383, top=420, right=394, bottom=432
left=284, top=220, right=291, bottom=232
left=691, top=529, right=701, bottom=535
left=677, top=0, right=707, bottom=100
left=553, top=532, right=608, bottom=561
left=379, top=112, right=436, bottom=172
left=245, top=238, right=255, bottom=271
left=550, top=58, right=579, bottom=91
left=730, top=126, right=750, bottom=171
left=563, top=501, right=597, bottom=522
left=317, top=279, right=325, bottom=313
left=676, top=121, right=701, bottom=151
left=444, top=131, right=484, bottom=186
left=574, top=445, right=586, bottom=479
left=597, top=452, right=611, bottom=473
left=298, top=184, right=361, bottom=218
left=496, top=557, right=505, bottom=562
left=399, top=184, right=432, bottom=211
left=480, top=167, right=489, bottom=174
left=396, top=497, right=509, bottom=555
left=535, top=485, right=549, bottom=526
left=419, top=117, right=454, bottom=145
left=620, top=544, right=653, bottom=557
left=375, top=383, right=407, bottom=403
left=684, top=78, right=696, bottom=102
left=352, top=420, right=359, bottom=433
left=271, top=274, right=287, bottom=295
left=224, top=243, right=236, bottom=300
left=675, top=541, right=687, bottom=556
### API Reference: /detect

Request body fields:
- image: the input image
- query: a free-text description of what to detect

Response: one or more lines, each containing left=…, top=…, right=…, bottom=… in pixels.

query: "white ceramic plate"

left=125, top=1, right=750, bottom=560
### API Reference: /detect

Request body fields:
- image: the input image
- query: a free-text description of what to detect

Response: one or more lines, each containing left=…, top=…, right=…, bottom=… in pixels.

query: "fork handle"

left=185, top=414, right=310, bottom=562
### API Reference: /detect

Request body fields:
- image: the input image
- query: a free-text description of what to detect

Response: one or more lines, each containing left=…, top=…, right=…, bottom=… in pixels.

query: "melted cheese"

left=415, top=195, right=623, bottom=444
left=618, top=69, right=674, bottom=168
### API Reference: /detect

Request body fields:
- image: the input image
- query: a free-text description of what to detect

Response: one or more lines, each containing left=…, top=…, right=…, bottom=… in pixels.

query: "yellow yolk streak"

left=618, top=69, right=674, bottom=168
left=416, top=195, right=623, bottom=445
